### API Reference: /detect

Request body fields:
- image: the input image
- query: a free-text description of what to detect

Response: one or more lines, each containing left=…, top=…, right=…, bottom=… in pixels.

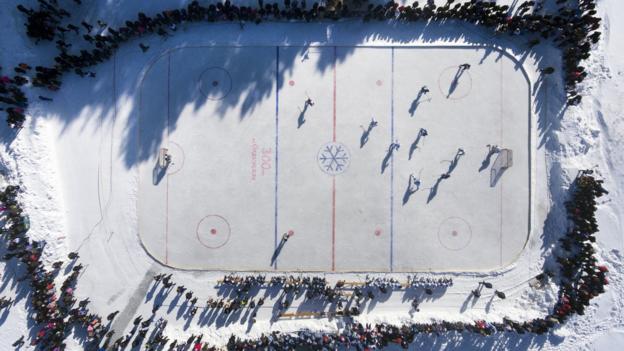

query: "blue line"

left=274, top=46, right=279, bottom=270
left=390, top=47, right=395, bottom=272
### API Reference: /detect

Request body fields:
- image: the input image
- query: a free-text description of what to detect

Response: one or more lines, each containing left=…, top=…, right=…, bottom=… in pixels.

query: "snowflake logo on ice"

left=317, top=142, right=350, bottom=175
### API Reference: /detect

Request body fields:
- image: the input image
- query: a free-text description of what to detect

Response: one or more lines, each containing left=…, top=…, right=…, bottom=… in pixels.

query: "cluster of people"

left=0, top=65, right=29, bottom=128
left=2, top=0, right=601, bottom=127
left=551, top=171, right=609, bottom=320
left=221, top=274, right=340, bottom=301
left=0, top=170, right=611, bottom=350
left=406, top=275, right=454, bottom=288
left=1, top=185, right=113, bottom=350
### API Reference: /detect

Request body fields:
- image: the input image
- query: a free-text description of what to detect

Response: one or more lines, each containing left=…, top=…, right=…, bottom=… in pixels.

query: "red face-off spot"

left=452, top=230, right=458, bottom=237
left=288, top=229, right=295, bottom=236
left=376, top=80, right=383, bottom=86
left=375, top=229, right=382, bottom=236
left=210, top=228, right=217, bottom=235
left=289, top=80, right=295, bottom=86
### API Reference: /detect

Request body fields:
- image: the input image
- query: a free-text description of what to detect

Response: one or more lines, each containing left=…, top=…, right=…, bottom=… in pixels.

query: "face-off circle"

left=317, top=142, right=351, bottom=175
left=196, top=215, right=231, bottom=249
left=165, top=141, right=185, bottom=175
left=437, top=216, right=472, bottom=251
left=437, top=65, right=473, bottom=100
left=198, top=67, right=233, bottom=101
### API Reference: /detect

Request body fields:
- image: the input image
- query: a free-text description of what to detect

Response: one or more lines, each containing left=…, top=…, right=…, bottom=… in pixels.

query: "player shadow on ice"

left=427, top=149, right=464, bottom=203
left=446, top=66, right=468, bottom=98
left=381, top=142, right=400, bottom=174
left=359, top=118, right=378, bottom=148
left=402, top=173, right=422, bottom=206
left=408, top=128, right=428, bottom=161
left=270, top=235, right=290, bottom=266
left=408, top=88, right=432, bottom=117
left=479, top=144, right=501, bottom=172
left=297, top=103, right=310, bottom=129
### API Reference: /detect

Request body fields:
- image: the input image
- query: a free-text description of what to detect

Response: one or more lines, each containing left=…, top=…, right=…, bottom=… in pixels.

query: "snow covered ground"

left=1, top=0, right=624, bottom=350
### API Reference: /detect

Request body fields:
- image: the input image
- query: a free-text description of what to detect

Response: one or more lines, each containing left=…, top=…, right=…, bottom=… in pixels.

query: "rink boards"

left=137, top=45, right=532, bottom=272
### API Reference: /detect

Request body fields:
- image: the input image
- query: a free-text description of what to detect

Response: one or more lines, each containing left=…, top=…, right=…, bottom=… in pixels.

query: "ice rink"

left=137, top=45, right=532, bottom=272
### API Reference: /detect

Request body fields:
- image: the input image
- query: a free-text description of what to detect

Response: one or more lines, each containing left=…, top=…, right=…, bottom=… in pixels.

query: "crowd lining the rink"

left=0, top=0, right=608, bottom=350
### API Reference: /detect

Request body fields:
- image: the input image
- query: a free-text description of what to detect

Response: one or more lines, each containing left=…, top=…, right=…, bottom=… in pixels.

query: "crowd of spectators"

left=0, top=0, right=602, bottom=127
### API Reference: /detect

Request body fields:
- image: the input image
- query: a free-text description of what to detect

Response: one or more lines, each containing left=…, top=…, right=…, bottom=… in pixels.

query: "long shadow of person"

left=297, top=103, right=310, bottom=128
left=408, top=129, right=428, bottom=160
left=360, top=119, right=378, bottom=148
left=447, top=148, right=465, bottom=174
left=409, top=87, right=431, bottom=116
left=447, top=66, right=466, bottom=98
left=402, top=175, right=420, bottom=205
left=270, top=238, right=287, bottom=266
left=427, top=177, right=443, bottom=203
left=381, top=142, right=400, bottom=174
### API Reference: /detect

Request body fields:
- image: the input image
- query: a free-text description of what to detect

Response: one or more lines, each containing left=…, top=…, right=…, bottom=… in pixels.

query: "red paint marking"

left=376, top=80, right=383, bottom=86
left=210, top=228, right=217, bottom=235
left=289, top=80, right=295, bottom=86
left=331, top=46, right=337, bottom=271
left=452, top=230, right=458, bottom=237
left=165, top=53, right=171, bottom=265
left=288, top=229, right=294, bottom=236
left=375, top=229, right=382, bottom=236
left=332, top=46, right=337, bottom=142
left=332, top=177, right=336, bottom=271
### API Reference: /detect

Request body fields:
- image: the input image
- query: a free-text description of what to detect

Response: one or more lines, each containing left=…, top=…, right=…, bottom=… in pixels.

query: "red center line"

left=165, top=53, right=171, bottom=265
left=333, top=46, right=337, bottom=142
left=332, top=177, right=336, bottom=271
left=331, top=46, right=337, bottom=271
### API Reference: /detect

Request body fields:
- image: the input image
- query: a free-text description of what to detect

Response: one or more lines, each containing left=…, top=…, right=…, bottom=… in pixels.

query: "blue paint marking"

left=390, top=47, right=395, bottom=272
left=274, top=46, right=280, bottom=270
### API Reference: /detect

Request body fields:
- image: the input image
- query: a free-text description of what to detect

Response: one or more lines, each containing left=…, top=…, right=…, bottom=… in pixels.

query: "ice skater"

left=447, top=148, right=465, bottom=173
left=304, top=97, right=314, bottom=108
left=409, top=86, right=432, bottom=116
left=479, top=144, right=500, bottom=172
left=298, top=95, right=314, bottom=128
left=448, top=65, right=470, bottom=98
left=271, top=230, right=293, bottom=265
left=408, top=128, right=428, bottom=160
left=360, top=118, right=378, bottom=148
left=381, top=141, right=400, bottom=174
left=402, top=172, right=422, bottom=205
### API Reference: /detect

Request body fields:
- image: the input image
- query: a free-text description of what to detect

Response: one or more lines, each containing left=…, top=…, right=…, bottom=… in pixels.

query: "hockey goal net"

left=490, top=148, right=513, bottom=187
